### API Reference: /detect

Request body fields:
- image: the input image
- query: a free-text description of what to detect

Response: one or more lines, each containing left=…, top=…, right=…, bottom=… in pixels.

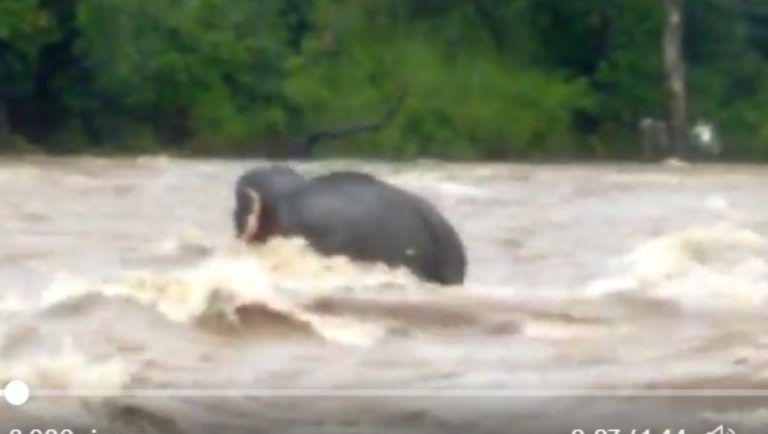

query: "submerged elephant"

left=233, top=165, right=466, bottom=285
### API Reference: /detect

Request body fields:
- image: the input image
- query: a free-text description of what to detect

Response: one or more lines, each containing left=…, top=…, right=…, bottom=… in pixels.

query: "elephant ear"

left=239, top=188, right=263, bottom=242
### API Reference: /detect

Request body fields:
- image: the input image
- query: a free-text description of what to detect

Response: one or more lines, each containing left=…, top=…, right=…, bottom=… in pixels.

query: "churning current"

left=2, top=157, right=768, bottom=433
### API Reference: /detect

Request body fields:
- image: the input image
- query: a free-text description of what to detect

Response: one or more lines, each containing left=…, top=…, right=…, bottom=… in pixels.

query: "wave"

left=586, top=221, right=768, bottom=312
left=1, top=221, right=768, bottom=432
left=33, top=237, right=462, bottom=347
left=0, top=221, right=765, bottom=389
left=7, top=220, right=766, bottom=352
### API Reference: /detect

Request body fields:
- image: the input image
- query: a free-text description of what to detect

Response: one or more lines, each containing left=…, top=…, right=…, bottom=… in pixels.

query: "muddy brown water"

left=2, top=157, right=768, bottom=433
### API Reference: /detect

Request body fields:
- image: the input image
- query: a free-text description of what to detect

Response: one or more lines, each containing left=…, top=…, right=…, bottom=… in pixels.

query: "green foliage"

left=0, top=0, right=58, bottom=97
left=74, top=0, right=295, bottom=145
left=683, top=0, right=768, bottom=158
left=1, top=0, right=768, bottom=159
left=284, top=0, right=592, bottom=159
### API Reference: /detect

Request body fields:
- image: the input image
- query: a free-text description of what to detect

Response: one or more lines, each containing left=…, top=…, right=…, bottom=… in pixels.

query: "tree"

left=0, top=0, right=57, bottom=146
left=663, top=0, right=688, bottom=158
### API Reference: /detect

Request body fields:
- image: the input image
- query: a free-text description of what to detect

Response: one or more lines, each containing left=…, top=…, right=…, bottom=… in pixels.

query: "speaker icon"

left=707, top=424, right=736, bottom=434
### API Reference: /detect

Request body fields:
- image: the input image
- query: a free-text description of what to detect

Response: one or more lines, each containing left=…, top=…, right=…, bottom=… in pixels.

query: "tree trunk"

left=663, top=0, right=688, bottom=159
left=0, top=98, right=10, bottom=146
left=0, top=98, right=11, bottom=146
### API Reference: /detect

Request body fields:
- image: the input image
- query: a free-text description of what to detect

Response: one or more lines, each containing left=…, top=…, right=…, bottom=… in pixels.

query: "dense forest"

left=1, top=0, right=767, bottom=159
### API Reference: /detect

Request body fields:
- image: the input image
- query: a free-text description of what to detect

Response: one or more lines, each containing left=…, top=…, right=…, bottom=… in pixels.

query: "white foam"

left=38, top=238, right=436, bottom=346
left=586, top=221, right=768, bottom=311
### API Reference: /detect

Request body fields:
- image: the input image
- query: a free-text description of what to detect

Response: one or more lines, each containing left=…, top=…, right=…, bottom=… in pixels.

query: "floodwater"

left=2, top=157, right=768, bottom=433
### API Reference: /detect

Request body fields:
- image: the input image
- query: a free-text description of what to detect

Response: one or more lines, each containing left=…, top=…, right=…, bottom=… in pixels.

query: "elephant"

left=233, top=165, right=466, bottom=285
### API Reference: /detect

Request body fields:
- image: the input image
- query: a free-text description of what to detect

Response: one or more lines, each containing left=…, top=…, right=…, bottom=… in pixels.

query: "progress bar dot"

left=4, top=380, right=30, bottom=406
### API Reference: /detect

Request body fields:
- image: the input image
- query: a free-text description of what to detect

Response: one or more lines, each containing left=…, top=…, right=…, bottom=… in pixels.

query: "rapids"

left=2, top=157, right=768, bottom=433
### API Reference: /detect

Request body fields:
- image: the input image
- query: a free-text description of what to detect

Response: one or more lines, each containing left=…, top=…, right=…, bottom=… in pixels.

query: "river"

left=2, top=157, right=768, bottom=433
